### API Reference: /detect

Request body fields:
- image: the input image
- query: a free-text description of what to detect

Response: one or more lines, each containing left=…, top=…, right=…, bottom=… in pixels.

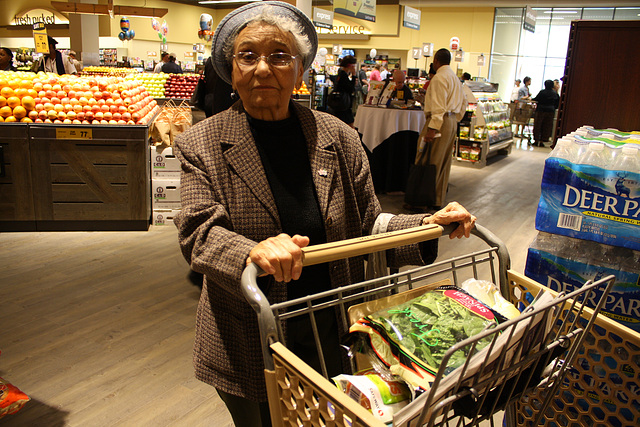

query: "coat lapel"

left=221, top=107, right=280, bottom=224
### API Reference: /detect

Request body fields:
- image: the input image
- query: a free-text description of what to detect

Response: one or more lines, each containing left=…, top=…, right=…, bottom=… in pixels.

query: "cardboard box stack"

left=151, top=145, right=181, bottom=225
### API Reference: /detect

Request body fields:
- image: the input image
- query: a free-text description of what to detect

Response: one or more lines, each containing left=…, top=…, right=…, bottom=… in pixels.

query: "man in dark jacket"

left=532, top=79, right=560, bottom=147
left=161, top=53, right=183, bottom=74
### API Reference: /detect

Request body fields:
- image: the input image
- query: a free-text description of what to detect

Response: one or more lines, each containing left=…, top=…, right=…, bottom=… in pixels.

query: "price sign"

left=33, top=22, right=49, bottom=54
left=56, top=128, right=93, bottom=140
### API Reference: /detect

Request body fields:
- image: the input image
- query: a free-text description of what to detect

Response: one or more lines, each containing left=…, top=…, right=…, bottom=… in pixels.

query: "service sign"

left=313, top=7, right=333, bottom=30
left=477, top=54, right=485, bottom=67
left=334, top=0, right=376, bottom=23
left=412, top=47, right=421, bottom=60
left=403, top=6, right=421, bottom=30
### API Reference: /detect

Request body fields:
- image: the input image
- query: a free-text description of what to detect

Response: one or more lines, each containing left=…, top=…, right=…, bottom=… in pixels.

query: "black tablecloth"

left=363, top=130, right=419, bottom=194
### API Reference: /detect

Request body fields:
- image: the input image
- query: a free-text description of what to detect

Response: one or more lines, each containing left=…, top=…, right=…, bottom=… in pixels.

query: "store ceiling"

left=163, top=0, right=639, bottom=9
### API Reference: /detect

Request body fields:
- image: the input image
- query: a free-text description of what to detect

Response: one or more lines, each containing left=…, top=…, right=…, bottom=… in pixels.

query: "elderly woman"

left=173, top=2, right=476, bottom=426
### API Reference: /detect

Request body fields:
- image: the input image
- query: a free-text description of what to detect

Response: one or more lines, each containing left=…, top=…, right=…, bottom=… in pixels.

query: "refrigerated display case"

left=455, top=81, right=513, bottom=168
left=312, top=72, right=328, bottom=111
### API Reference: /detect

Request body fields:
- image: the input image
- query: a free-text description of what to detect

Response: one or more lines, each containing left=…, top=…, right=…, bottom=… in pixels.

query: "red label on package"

left=444, top=289, right=495, bottom=320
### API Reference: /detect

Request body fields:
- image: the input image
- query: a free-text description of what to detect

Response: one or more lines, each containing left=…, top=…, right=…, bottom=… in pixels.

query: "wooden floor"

left=0, top=139, right=549, bottom=426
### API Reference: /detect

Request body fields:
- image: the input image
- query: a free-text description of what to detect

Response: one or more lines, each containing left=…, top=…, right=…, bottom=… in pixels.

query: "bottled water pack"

left=536, top=127, right=640, bottom=251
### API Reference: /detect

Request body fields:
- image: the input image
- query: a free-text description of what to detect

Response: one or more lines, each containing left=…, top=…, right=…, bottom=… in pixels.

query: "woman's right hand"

left=247, top=234, right=310, bottom=283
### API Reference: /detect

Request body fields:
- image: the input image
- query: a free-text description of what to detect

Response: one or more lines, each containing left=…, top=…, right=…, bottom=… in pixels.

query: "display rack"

left=455, top=81, right=513, bottom=168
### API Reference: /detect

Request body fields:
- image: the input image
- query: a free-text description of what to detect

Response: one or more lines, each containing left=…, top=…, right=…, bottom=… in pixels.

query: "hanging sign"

left=403, top=6, right=421, bottom=30
left=333, top=0, right=376, bottom=23
left=450, top=37, right=460, bottom=51
left=412, top=47, right=421, bottom=60
left=332, top=44, right=343, bottom=56
left=422, top=43, right=433, bottom=57
left=313, top=7, right=333, bottom=30
left=454, top=50, right=464, bottom=62
left=524, top=6, right=537, bottom=33
left=477, top=54, right=485, bottom=67
left=32, top=22, right=49, bottom=54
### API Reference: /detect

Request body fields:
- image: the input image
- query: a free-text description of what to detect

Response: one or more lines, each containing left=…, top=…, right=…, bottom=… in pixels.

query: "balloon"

left=120, top=17, right=130, bottom=31
left=198, top=29, right=204, bottom=39
left=118, top=31, right=126, bottom=41
left=200, top=13, right=213, bottom=31
left=162, top=36, right=167, bottom=44
left=151, top=18, right=160, bottom=31
left=161, top=21, right=168, bottom=36
left=129, top=29, right=135, bottom=40
left=318, top=47, right=327, bottom=56
left=369, top=48, right=377, bottom=58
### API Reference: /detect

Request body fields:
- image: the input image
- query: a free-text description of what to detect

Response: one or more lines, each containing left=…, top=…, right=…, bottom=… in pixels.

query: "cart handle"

left=241, top=222, right=511, bottom=371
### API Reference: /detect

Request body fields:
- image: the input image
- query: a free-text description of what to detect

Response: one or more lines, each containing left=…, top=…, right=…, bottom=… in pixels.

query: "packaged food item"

left=459, top=278, right=521, bottom=319
left=350, top=285, right=506, bottom=392
left=333, top=369, right=411, bottom=423
left=0, top=352, right=30, bottom=419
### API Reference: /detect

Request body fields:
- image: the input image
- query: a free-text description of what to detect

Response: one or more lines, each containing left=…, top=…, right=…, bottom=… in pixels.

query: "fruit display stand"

left=0, top=123, right=36, bottom=231
left=455, top=81, right=513, bottom=168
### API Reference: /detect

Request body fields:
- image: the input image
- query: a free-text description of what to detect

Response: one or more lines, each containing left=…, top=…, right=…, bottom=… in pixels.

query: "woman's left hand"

left=422, top=202, right=476, bottom=239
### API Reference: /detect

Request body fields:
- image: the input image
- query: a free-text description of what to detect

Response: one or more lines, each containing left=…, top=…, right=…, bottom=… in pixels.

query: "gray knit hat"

left=211, top=1, right=318, bottom=85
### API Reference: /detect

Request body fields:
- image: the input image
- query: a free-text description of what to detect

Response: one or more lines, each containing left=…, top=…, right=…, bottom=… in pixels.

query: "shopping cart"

left=241, top=224, right=618, bottom=427
left=510, top=101, right=536, bottom=144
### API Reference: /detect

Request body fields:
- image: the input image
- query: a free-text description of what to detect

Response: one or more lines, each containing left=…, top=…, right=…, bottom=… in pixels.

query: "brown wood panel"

left=50, top=164, right=128, bottom=183
left=126, top=140, right=151, bottom=221
left=51, top=202, right=132, bottom=220
left=48, top=144, right=128, bottom=165
left=30, top=137, right=56, bottom=221
left=52, top=184, right=129, bottom=202
left=0, top=126, right=35, bottom=222
left=558, top=21, right=640, bottom=137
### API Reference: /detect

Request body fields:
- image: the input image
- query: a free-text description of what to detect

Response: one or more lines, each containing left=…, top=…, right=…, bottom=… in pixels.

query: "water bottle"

left=611, top=145, right=640, bottom=173
left=578, top=142, right=608, bottom=167
left=548, top=138, right=576, bottom=162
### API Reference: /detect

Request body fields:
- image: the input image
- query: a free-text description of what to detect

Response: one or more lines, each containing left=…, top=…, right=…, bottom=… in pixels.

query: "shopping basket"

left=241, top=223, right=618, bottom=426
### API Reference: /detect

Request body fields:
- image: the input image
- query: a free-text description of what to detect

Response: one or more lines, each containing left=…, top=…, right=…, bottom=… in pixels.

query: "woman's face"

left=231, top=22, right=304, bottom=121
left=0, top=49, right=10, bottom=66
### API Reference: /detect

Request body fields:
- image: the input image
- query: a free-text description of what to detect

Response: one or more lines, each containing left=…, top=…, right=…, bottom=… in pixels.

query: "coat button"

left=326, top=217, right=333, bottom=226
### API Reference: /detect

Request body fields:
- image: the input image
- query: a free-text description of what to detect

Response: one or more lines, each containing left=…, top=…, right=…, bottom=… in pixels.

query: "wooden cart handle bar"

left=301, top=224, right=446, bottom=266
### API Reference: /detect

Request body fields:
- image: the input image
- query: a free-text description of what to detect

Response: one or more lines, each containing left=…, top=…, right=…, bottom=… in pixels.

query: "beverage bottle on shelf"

left=611, top=145, right=640, bottom=173
left=577, top=142, right=608, bottom=167
left=548, top=138, right=576, bottom=162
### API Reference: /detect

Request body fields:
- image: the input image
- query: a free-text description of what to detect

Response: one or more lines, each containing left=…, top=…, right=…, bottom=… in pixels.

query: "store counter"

left=354, top=105, right=426, bottom=193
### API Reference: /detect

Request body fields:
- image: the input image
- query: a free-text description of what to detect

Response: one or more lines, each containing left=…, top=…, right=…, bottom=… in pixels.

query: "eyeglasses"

left=233, top=51, right=298, bottom=68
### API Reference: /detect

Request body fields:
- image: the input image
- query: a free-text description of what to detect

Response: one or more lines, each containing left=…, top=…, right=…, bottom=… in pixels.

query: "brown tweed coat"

left=174, top=101, right=436, bottom=402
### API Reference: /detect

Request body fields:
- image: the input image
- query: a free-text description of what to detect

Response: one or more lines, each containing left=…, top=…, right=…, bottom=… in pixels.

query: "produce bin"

left=0, top=123, right=36, bottom=231
left=27, top=123, right=151, bottom=231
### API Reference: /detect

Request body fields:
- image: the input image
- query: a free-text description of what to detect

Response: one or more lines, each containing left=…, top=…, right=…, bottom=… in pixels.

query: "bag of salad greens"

left=349, top=285, right=507, bottom=392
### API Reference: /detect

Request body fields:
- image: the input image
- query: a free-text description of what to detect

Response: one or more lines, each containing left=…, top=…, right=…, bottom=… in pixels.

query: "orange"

left=0, top=95, right=5, bottom=107
left=21, top=96, right=36, bottom=110
left=6, top=96, right=21, bottom=109
left=19, top=79, right=34, bottom=89
left=0, top=116, right=3, bottom=122
left=20, top=117, right=33, bottom=123
left=4, top=115, right=17, bottom=122
left=27, top=89, right=38, bottom=98
left=0, top=106, right=11, bottom=118
left=8, top=79, right=20, bottom=90
left=1, top=87, right=14, bottom=98
left=12, top=106, right=27, bottom=120
left=15, top=88, right=29, bottom=98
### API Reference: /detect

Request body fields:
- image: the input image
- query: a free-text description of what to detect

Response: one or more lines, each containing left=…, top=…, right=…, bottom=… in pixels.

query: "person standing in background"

left=390, top=69, right=413, bottom=103
left=0, top=48, right=16, bottom=71
left=410, top=48, right=466, bottom=212
left=532, top=79, right=560, bottom=147
left=369, top=64, right=382, bottom=82
left=68, top=50, right=82, bottom=72
left=356, top=64, right=368, bottom=106
left=202, top=56, right=236, bottom=118
left=553, top=79, right=561, bottom=94
left=32, top=36, right=76, bottom=75
left=328, top=55, right=356, bottom=127
left=154, top=52, right=169, bottom=73
left=379, top=64, right=390, bottom=81
left=461, top=72, right=471, bottom=82
left=510, top=79, right=521, bottom=102
left=162, top=53, right=183, bottom=74
left=518, top=76, right=531, bottom=100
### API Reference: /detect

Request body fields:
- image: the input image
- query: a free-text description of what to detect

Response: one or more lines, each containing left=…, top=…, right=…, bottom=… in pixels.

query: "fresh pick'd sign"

left=403, top=6, right=421, bottom=30
left=13, top=9, right=68, bottom=26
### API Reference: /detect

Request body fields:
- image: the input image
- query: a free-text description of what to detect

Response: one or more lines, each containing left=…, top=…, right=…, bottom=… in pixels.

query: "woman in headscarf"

left=173, top=3, right=476, bottom=426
